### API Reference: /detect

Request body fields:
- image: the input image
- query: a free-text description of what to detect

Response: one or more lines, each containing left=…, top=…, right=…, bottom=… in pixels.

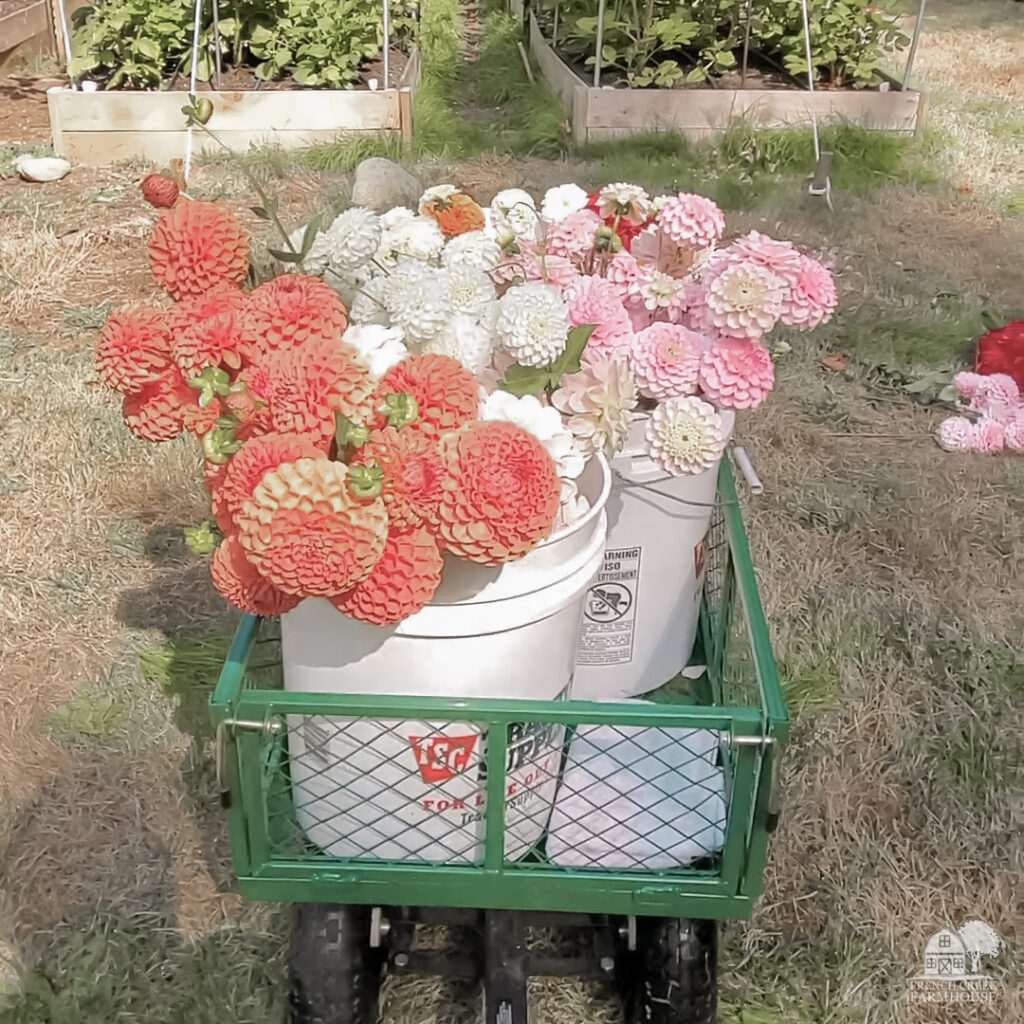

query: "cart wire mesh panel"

left=211, top=459, right=789, bottom=920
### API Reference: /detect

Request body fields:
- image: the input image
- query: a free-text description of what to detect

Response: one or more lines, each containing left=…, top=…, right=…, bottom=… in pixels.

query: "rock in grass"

left=15, top=156, right=72, bottom=182
left=351, top=158, right=421, bottom=213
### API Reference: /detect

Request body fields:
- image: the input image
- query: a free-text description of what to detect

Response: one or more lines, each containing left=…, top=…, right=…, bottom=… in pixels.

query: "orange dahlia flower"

left=330, top=525, right=443, bottom=625
left=211, top=534, right=301, bottom=616
left=96, top=303, right=174, bottom=394
left=149, top=201, right=250, bottom=301
left=220, top=432, right=327, bottom=527
left=168, top=284, right=248, bottom=377
left=422, top=193, right=486, bottom=238
left=436, top=420, right=560, bottom=565
left=182, top=397, right=222, bottom=437
left=236, top=458, right=387, bottom=595
left=121, top=370, right=194, bottom=441
left=371, top=353, right=478, bottom=440
left=239, top=275, right=347, bottom=362
left=351, top=426, right=445, bottom=529
left=258, top=336, right=374, bottom=447
left=221, top=373, right=274, bottom=440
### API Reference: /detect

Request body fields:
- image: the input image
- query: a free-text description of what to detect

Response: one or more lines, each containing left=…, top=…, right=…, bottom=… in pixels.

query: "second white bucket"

left=571, top=412, right=734, bottom=700
left=281, top=454, right=611, bottom=864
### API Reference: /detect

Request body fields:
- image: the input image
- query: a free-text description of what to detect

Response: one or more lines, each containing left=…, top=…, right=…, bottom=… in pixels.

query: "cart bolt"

left=600, top=956, right=615, bottom=973
left=394, top=953, right=409, bottom=968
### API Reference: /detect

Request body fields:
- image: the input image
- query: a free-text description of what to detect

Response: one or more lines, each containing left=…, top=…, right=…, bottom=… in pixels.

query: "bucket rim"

left=536, top=452, right=611, bottom=551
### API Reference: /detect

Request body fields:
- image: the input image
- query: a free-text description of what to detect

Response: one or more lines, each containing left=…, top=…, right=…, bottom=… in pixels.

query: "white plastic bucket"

left=571, top=412, right=734, bottom=700
left=281, top=454, right=611, bottom=863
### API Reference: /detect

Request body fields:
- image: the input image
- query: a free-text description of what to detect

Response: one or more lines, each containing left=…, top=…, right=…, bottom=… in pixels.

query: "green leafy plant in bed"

left=69, top=0, right=417, bottom=89
left=540, top=0, right=909, bottom=88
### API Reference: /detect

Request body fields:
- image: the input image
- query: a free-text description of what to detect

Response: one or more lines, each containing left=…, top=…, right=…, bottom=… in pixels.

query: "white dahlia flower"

left=420, top=315, right=494, bottom=375
left=645, top=396, right=727, bottom=476
left=442, top=229, right=502, bottom=272
left=445, top=265, right=496, bottom=321
left=491, top=188, right=539, bottom=238
left=324, top=206, right=381, bottom=273
left=378, top=215, right=445, bottom=267
left=495, top=281, right=571, bottom=367
left=541, top=184, right=589, bottom=223
left=341, top=323, right=408, bottom=379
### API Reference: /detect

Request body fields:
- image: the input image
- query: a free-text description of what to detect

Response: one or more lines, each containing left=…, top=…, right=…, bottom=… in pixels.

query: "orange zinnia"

left=423, top=193, right=486, bottom=238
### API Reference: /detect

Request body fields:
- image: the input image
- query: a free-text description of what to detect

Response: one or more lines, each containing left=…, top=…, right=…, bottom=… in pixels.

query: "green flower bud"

left=347, top=464, right=383, bottom=499
left=378, top=391, right=419, bottom=429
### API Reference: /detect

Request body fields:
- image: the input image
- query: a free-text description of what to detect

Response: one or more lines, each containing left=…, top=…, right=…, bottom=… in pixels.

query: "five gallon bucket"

left=282, top=454, right=611, bottom=864
left=571, top=413, right=734, bottom=701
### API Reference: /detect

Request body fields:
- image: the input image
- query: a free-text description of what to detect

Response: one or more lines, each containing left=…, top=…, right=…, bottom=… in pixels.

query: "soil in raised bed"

left=80, top=45, right=410, bottom=93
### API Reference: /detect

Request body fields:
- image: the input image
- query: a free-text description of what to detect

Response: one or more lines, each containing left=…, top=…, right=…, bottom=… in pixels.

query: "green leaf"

left=299, top=217, right=322, bottom=258
left=498, top=362, right=551, bottom=397
left=267, top=248, right=305, bottom=264
left=184, top=521, right=219, bottom=555
left=135, top=37, right=161, bottom=60
left=552, top=323, right=595, bottom=379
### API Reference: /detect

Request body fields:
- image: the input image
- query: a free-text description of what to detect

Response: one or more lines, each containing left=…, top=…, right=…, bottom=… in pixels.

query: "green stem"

left=192, top=120, right=297, bottom=254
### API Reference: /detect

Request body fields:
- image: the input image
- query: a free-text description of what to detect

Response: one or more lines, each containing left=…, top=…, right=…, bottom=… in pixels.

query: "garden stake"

left=594, top=0, right=606, bottom=87
left=383, top=0, right=390, bottom=89
left=740, top=0, right=754, bottom=88
left=184, top=0, right=204, bottom=184
left=799, top=0, right=833, bottom=210
left=211, top=0, right=223, bottom=88
left=902, top=0, right=929, bottom=90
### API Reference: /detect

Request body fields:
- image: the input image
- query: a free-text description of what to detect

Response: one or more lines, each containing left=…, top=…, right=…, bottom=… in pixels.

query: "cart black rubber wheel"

left=288, top=904, right=382, bottom=1024
left=631, top=918, right=717, bottom=1024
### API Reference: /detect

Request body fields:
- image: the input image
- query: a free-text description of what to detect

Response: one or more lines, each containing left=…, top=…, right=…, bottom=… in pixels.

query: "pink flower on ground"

left=935, top=416, right=975, bottom=452
left=969, top=373, right=1020, bottom=420
left=969, top=418, right=1006, bottom=453
left=1004, top=411, right=1024, bottom=451
left=953, top=371, right=986, bottom=399
left=705, top=262, right=785, bottom=339
left=725, top=231, right=803, bottom=285
left=699, top=338, right=776, bottom=409
left=630, top=323, right=706, bottom=400
left=656, top=193, right=725, bottom=250
left=546, top=209, right=603, bottom=263
left=566, top=276, right=634, bottom=362
left=779, top=255, right=837, bottom=330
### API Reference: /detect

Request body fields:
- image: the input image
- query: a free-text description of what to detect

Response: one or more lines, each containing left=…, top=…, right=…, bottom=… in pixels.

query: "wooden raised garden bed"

left=47, top=49, right=420, bottom=166
left=526, top=13, right=925, bottom=144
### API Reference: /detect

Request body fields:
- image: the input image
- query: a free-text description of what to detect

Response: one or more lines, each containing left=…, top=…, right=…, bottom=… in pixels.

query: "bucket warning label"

left=577, top=546, right=640, bottom=665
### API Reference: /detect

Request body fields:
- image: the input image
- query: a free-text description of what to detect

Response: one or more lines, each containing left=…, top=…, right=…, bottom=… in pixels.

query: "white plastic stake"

left=383, top=0, right=390, bottom=89
left=594, top=0, right=606, bottom=87
left=732, top=447, right=764, bottom=495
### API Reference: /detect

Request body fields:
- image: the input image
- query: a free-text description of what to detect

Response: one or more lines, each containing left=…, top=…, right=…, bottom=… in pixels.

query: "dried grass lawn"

left=1, top=3, right=1022, bottom=1021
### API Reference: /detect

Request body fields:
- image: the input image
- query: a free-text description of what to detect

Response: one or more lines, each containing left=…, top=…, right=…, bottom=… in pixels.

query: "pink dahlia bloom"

left=969, top=418, right=1006, bottom=453
left=657, top=193, right=725, bottom=250
left=1004, top=411, right=1024, bottom=451
left=779, top=255, right=837, bottom=330
left=567, top=276, right=634, bottom=362
left=680, top=281, right=713, bottom=334
left=603, top=250, right=645, bottom=305
left=636, top=268, right=689, bottom=319
left=725, top=231, right=803, bottom=286
left=522, top=253, right=582, bottom=289
left=631, top=322, right=706, bottom=400
left=935, top=416, right=975, bottom=452
left=969, top=373, right=1020, bottom=420
left=546, top=209, right=603, bottom=263
left=705, top=261, right=785, bottom=339
left=699, top=337, right=775, bottom=409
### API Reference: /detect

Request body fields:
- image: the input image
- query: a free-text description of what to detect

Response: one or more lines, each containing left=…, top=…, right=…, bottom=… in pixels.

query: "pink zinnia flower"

left=953, top=371, right=986, bottom=399
left=657, top=193, right=725, bottom=250
left=522, top=253, right=582, bottom=289
left=969, top=418, right=1006, bottom=453
left=779, top=255, right=837, bottom=330
left=699, top=338, right=776, bottom=409
left=725, top=231, right=803, bottom=285
left=936, top=416, right=975, bottom=452
left=705, top=262, right=784, bottom=339
left=546, top=209, right=603, bottom=263
left=567, top=276, right=634, bottom=362
left=631, top=323, right=705, bottom=400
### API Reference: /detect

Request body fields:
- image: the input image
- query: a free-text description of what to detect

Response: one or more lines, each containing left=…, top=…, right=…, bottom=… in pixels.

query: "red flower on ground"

left=976, top=319, right=1024, bottom=390
left=149, top=200, right=250, bottom=301
left=351, top=427, right=446, bottom=529
left=257, top=335, right=374, bottom=447
left=121, top=370, right=194, bottom=441
left=96, top=303, right=174, bottom=394
left=168, top=284, right=248, bottom=377
left=211, top=534, right=301, bottom=616
left=141, top=174, right=179, bottom=209
left=370, top=353, right=479, bottom=439
left=239, top=275, right=348, bottom=362
left=330, top=525, right=443, bottom=625
left=436, top=420, right=561, bottom=565
left=219, top=432, right=327, bottom=527
left=236, top=458, right=387, bottom=596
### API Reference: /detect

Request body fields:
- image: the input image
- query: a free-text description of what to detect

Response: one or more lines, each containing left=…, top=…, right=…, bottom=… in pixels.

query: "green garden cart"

left=210, top=456, right=788, bottom=1024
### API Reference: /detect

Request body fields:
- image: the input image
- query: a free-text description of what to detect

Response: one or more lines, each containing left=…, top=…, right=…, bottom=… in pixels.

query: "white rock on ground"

left=350, top=157, right=421, bottom=212
left=15, top=156, right=72, bottom=182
